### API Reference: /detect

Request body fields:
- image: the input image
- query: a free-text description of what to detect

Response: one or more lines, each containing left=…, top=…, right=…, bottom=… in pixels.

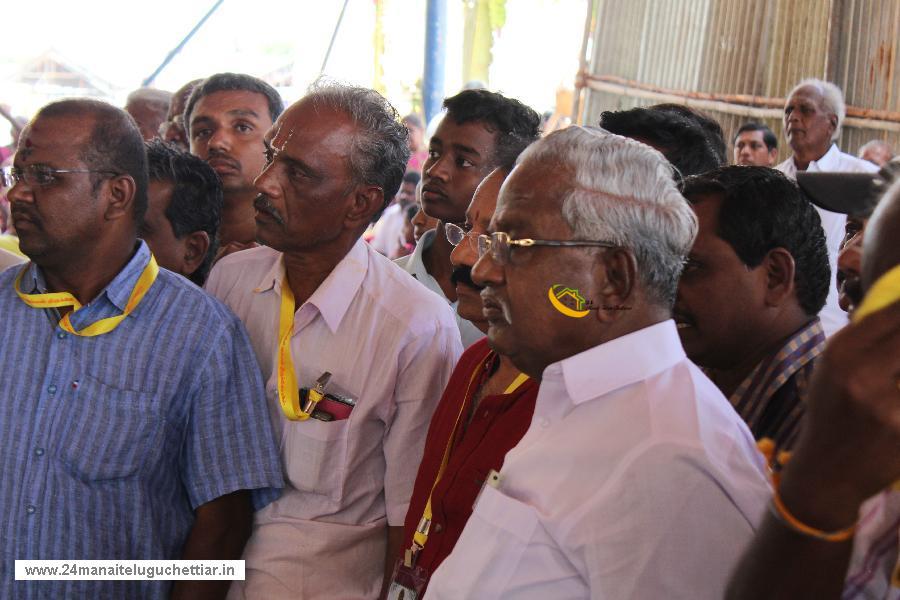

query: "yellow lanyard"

left=408, top=362, right=529, bottom=562
left=852, top=263, right=900, bottom=323
left=276, top=276, right=327, bottom=421
left=14, top=256, right=159, bottom=337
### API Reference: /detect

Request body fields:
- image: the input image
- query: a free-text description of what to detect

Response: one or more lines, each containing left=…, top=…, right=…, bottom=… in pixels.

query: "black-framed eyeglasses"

left=477, top=231, right=617, bottom=266
left=1, top=165, right=120, bottom=188
left=444, top=222, right=479, bottom=250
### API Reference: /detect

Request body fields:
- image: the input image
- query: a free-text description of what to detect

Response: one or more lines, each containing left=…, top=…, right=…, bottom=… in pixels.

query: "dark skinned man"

left=205, top=83, right=461, bottom=599
left=727, top=173, right=900, bottom=600
left=776, top=78, right=879, bottom=338
left=185, top=73, right=283, bottom=259
left=397, top=88, right=541, bottom=348
left=427, top=126, right=769, bottom=599
left=390, top=164, right=540, bottom=598
left=0, top=98, right=282, bottom=600
left=676, top=167, right=831, bottom=455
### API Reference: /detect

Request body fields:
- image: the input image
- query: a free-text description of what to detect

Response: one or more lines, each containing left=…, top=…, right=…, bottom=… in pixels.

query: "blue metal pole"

left=423, top=0, right=447, bottom=123
left=142, top=0, right=225, bottom=87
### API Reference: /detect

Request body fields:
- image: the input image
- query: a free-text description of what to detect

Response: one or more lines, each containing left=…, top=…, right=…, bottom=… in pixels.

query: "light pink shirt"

left=206, top=240, right=462, bottom=599
left=777, top=144, right=879, bottom=337
left=427, top=320, right=771, bottom=599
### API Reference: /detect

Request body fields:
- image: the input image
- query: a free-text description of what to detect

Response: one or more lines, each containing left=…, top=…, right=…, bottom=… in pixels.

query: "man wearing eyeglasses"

left=396, top=89, right=541, bottom=348
left=426, top=127, right=771, bottom=599
left=0, top=98, right=283, bottom=600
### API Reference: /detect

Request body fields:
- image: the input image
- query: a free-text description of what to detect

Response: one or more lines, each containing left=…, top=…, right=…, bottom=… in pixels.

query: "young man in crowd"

left=733, top=122, right=779, bottom=166
left=185, top=73, right=283, bottom=258
left=397, top=89, right=541, bottom=348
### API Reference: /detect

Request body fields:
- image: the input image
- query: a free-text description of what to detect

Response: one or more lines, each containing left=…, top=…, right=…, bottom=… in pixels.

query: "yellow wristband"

left=771, top=487, right=856, bottom=543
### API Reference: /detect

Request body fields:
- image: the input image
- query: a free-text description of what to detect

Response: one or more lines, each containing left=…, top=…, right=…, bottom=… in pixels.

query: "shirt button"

left=433, top=523, right=443, bottom=533
left=56, top=332, right=66, bottom=340
left=25, top=505, right=36, bottom=515
left=540, top=418, right=550, bottom=428
left=47, top=385, right=57, bottom=395
left=34, top=447, right=44, bottom=457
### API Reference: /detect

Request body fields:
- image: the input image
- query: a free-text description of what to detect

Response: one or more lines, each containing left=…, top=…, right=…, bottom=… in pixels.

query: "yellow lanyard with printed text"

left=14, top=256, right=159, bottom=337
left=407, top=365, right=529, bottom=564
left=276, top=276, right=327, bottom=421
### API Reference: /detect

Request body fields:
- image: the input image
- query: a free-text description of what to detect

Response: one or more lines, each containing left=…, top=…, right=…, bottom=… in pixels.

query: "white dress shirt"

left=427, top=320, right=771, bottom=599
left=395, top=228, right=485, bottom=348
left=777, top=144, right=879, bottom=337
left=206, top=240, right=462, bottom=599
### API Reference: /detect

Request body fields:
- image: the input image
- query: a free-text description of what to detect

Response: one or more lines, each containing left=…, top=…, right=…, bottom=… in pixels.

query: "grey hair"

left=789, top=78, right=846, bottom=141
left=305, top=80, right=411, bottom=209
left=126, top=88, right=172, bottom=112
left=516, top=126, right=698, bottom=307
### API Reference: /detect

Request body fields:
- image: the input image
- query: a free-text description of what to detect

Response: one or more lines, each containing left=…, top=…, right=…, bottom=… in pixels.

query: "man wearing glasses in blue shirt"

left=0, top=98, right=282, bottom=600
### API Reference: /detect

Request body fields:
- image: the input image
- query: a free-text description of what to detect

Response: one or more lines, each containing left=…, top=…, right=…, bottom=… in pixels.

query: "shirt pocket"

left=56, top=375, right=163, bottom=482
left=457, top=484, right=540, bottom=595
left=281, top=417, right=351, bottom=501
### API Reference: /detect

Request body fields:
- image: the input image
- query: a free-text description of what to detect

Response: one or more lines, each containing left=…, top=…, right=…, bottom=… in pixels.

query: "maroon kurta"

left=400, top=338, right=538, bottom=591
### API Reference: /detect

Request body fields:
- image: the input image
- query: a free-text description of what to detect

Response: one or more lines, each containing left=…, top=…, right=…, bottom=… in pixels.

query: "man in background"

left=776, top=78, right=878, bottom=337
left=858, top=139, right=894, bottom=167
left=125, top=87, right=173, bottom=141
left=185, top=73, right=283, bottom=257
left=142, top=139, right=222, bottom=286
left=734, top=122, right=778, bottom=166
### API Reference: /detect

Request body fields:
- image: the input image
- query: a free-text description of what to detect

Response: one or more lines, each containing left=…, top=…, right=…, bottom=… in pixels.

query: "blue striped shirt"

left=0, top=242, right=283, bottom=599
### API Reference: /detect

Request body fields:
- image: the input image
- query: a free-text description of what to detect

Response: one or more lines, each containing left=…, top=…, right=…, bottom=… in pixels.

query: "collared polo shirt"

left=206, top=239, right=462, bottom=598
left=728, top=318, right=825, bottom=454
left=0, top=242, right=283, bottom=600
left=427, top=320, right=771, bottom=599
left=777, top=144, right=879, bottom=337
left=401, top=338, right=538, bottom=591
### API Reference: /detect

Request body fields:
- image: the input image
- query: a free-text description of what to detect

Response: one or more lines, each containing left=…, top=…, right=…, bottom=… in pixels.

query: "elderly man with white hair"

left=776, top=78, right=878, bottom=337
left=425, top=126, right=772, bottom=599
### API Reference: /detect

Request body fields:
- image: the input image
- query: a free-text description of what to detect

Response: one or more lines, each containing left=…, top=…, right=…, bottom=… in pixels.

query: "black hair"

left=734, top=122, right=778, bottom=151
left=145, top=139, right=222, bottom=285
left=35, top=98, right=149, bottom=224
left=402, top=171, right=421, bottom=185
left=681, top=166, right=830, bottom=316
left=184, top=73, right=284, bottom=136
left=598, top=105, right=725, bottom=177
left=442, top=89, right=542, bottom=171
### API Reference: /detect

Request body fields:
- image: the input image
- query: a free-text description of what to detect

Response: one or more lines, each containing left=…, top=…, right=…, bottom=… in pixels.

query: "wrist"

left=778, top=462, right=865, bottom=532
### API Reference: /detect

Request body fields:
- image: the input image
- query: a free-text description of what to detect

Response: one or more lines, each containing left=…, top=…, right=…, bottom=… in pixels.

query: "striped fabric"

left=0, top=242, right=283, bottom=600
left=729, top=318, right=826, bottom=453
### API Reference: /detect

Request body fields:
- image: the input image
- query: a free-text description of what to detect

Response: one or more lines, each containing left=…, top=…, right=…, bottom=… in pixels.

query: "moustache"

left=450, top=265, right=482, bottom=291
left=253, top=194, right=285, bottom=225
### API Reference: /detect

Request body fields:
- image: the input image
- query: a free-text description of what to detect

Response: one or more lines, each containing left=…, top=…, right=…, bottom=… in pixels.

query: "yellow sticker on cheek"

left=548, top=284, right=591, bottom=318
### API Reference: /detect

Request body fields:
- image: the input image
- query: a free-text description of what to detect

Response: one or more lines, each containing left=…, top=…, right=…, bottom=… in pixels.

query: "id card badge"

left=387, top=559, right=428, bottom=600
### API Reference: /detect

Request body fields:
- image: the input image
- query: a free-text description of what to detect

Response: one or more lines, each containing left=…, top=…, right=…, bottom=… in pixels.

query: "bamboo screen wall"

left=575, top=0, right=900, bottom=163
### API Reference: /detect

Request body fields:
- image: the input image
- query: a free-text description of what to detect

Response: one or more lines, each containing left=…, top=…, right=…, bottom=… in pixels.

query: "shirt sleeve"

left=382, top=323, right=463, bottom=526
left=180, top=315, right=284, bottom=511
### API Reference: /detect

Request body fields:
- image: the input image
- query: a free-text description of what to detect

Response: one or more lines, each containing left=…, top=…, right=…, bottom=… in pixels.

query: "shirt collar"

left=729, top=317, right=825, bottom=409
left=403, top=228, right=436, bottom=280
left=253, top=239, right=369, bottom=334
left=23, top=241, right=151, bottom=312
left=800, top=143, right=840, bottom=173
left=551, top=320, right=686, bottom=405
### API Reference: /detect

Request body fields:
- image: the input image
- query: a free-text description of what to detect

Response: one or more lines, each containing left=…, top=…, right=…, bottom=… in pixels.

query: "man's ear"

left=103, top=174, right=137, bottom=222
left=182, top=231, right=211, bottom=278
left=763, top=247, right=796, bottom=307
left=345, top=185, right=384, bottom=229
left=593, top=247, right=638, bottom=323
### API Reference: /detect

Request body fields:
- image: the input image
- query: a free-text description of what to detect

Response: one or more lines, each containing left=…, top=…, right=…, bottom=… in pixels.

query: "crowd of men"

left=0, top=70, right=898, bottom=600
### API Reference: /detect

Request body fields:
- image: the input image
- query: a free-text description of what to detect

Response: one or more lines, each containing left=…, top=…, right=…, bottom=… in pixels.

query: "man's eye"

left=193, top=129, right=211, bottom=139
left=236, top=123, right=252, bottom=133
left=458, top=158, right=474, bottom=168
left=34, top=169, right=54, bottom=185
left=427, top=149, right=439, bottom=160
